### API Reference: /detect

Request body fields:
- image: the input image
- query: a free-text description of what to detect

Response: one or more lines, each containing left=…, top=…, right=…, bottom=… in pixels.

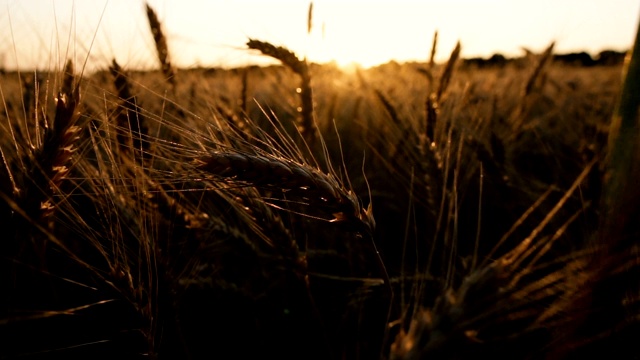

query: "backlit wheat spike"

left=429, top=30, right=438, bottom=70
left=24, top=70, right=81, bottom=228
left=436, top=40, right=461, bottom=101
left=247, top=39, right=315, bottom=140
left=197, top=150, right=375, bottom=238
left=425, top=40, right=460, bottom=145
left=42, top=97, right=80, bottom=217
left=109, top=59, right=148, bottom=157
left=61, top=59, right=75, bottom=97
left=524, top=41, right=555, bottom=97
left=146, top=2, right=176, bottom=87
left=307, top=1, right=313, bottom=35
left=247, top=39, right=306, bottom=75
left=507, top=41, right=556, bottom=138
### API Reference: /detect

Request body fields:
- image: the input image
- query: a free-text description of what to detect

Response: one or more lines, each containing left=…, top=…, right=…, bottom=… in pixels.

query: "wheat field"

left=0, top=3, right=639, bottom=359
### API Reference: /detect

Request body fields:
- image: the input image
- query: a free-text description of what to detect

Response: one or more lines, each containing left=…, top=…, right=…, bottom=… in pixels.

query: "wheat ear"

left=196, top=150, right=375, bottom=237
left=506, top=41, right=555, bottom=139
left=425, top=41, right=460, bottom=144
left=109, top=59, right=148, bottom=158
left=247, top=39, right=315, bottom=141
left=23, top=61, right=81, bottom=227
left=145, top=3, right=176, bottom=87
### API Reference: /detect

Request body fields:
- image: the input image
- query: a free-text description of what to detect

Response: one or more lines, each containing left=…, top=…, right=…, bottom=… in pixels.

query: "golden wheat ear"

left=23, top=66, right=81, bottom=229
left=196, top=150, right=374, bottom=237
left=109, top=59, right=148, bottom=159
left=247, top=39, right=315, bottom=142
left=424, top=40, right=461, bottom=145
left=145, top=2, right=176, bottom=88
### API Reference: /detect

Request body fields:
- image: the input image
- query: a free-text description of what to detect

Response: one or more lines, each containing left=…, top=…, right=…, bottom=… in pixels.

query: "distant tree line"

left=462, top=49, right=627, bottom=68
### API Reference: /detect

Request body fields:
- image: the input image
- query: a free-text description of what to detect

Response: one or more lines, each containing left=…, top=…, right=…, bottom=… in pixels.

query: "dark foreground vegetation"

left=1, top=4, right=639, bottom=359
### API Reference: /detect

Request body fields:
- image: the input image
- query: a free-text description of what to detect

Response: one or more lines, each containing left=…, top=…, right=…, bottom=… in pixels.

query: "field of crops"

left=1, top=3, right=639, bottom=359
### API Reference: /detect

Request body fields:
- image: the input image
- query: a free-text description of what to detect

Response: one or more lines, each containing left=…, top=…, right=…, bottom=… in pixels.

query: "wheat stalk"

left=247, top=39, right=306, bottom=75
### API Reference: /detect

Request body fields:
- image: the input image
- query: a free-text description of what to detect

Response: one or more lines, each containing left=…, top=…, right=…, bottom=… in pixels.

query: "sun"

left=305, top=34, right=387, bottom=69
left=301, top=3, right=415, bottom=69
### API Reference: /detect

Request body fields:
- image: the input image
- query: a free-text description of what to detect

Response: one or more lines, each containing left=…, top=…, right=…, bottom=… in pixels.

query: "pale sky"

left=0, top=0, right=638, bottom=72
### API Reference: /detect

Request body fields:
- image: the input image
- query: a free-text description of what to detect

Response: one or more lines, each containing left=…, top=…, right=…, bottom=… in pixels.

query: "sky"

left=0, top=0, right=638, bottom=72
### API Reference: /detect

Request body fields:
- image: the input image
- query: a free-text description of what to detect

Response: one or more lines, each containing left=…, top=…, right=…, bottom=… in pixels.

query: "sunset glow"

left=0, top=0, right=638, bottom=72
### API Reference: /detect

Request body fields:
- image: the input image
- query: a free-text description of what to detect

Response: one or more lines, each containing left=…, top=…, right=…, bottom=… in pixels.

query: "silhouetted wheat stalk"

left=425, top=40, right=460, bottom=145
left=509, top=42, right=556, bottom=138
left=247, top=39, right=315, bottom=142
left=109, top=59, right=148, bottom=159
left=20, top=60, right=81, bottom=232
left=146, top=2, right=176, bottom=88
